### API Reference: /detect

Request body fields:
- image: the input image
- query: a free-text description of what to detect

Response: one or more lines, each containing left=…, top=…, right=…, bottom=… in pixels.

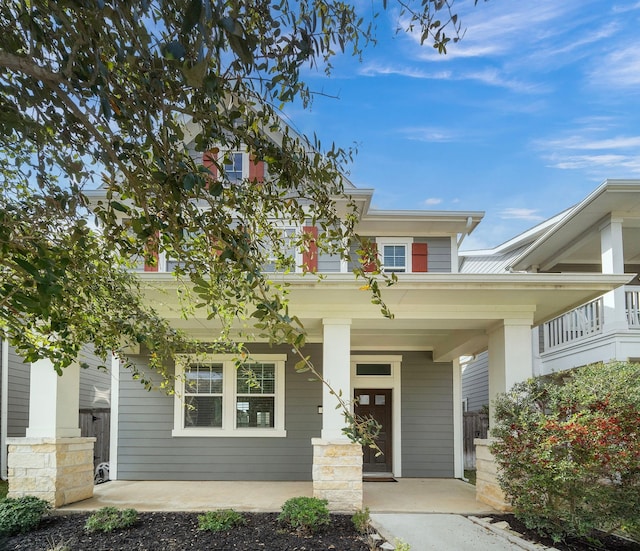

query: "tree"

left=1, top=0, right=469, bottom=436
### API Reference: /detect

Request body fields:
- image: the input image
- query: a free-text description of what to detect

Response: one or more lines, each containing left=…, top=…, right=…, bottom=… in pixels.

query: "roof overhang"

left=138, top=272, right=631, bottom=361
left=511, top=180, right=640, bottom=271
left=356, top=210, right=484, bottom=237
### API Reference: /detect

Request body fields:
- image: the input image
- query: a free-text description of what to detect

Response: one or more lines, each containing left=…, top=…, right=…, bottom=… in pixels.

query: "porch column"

left=477, top=318, right=533, bottom=511
left=312, top=319, right=362, bottom=512
left=601, top=217, right=627, bottom=332
left=7, top=359, right=95, bottom=507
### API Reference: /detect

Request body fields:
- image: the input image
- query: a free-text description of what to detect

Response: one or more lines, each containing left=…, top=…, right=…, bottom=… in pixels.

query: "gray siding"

left=116, top=344, right=323, bottom=481
left=317, top=251, right=341, bottom=272
left=414, top=237, right=451, bottom=272
left=7, top=346, right=30, bottom=437
left=78, top=346, right=111, bottom=410
left=461, top=352, right=489, bottom=413
left=401, top=351, right=454, bottom=477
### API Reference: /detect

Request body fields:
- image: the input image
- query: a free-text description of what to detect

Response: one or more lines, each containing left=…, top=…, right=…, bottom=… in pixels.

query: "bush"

left=279, top=496, right=330, bottom=534
left=197, top=509, right=245, bottom=532
left=491, top=362, right=640, bottom=543
left=84, top=507, right=138, bottom=533
left=351, top=507, right=370, bottom=534
left=0, top=495, right=51, bottom=536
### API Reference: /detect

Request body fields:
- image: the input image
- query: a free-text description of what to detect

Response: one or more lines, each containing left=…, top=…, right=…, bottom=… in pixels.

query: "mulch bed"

left=2, top=512, right=371, bottom=551
left=486, top=514, right=639, bottom=551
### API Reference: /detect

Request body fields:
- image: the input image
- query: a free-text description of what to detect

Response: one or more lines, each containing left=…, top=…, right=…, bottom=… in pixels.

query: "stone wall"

left=474, top=438, right=512, bottom=512
left=7, top=437, right=96, bottom=507
left=311, top=438, right=362, bottom=512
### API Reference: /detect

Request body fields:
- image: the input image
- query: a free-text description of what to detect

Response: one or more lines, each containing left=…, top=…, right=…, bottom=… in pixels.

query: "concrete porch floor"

left=61, top=478, right=496, bottom=515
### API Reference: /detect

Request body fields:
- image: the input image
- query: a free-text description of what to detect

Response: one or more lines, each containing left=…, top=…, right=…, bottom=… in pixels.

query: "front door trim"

left=350, top=355, right=402, bottom=477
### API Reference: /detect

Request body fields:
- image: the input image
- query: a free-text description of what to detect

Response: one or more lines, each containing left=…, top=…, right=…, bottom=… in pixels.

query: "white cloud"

left=400, top=126, right=458, bottom=143
left=499, top=208, right=545, bottom=221
left=589, top=45, right=640, bottom=88
left=424, top=198, right=443, bottom=205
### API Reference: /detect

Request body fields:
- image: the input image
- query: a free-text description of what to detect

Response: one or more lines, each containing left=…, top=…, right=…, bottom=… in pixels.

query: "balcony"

left=538, top=287, right=640, bottom=373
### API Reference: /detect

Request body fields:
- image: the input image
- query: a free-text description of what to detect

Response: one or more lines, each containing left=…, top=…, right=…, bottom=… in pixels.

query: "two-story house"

left=7, top=128, right=632, bottom=510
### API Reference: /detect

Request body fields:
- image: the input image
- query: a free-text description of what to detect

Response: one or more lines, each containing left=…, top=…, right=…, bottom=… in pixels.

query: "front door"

left=354, top=388, right=392, bottom=473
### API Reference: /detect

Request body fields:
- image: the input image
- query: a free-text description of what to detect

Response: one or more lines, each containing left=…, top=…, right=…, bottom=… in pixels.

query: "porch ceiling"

left=139, top=272, right=630, bottom=361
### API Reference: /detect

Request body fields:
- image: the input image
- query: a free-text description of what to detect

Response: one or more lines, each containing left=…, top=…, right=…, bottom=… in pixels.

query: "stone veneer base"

left=474, top=438, right=512, bottom=512
left=7, top=437, right=96, bottom=507
left=311, top=438, right=363, bottom=512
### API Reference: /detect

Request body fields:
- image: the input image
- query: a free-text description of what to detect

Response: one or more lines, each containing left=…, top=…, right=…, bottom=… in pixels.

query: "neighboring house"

left=0, top=340, right=112, bottom=478
left=460, top=180, right=640, bottom=413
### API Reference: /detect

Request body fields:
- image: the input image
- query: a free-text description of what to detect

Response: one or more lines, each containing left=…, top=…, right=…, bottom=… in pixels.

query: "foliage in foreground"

left=84, top=507, right=139, bottom=533
left=491, top=362, right=640, bottom=542
left=351, top=507, right=371, bottom=534
left=0, top=495, right=51, bottom=536
left=197, top=509, right=246, bottom=532
left=279, top=496, right=330, bottom=534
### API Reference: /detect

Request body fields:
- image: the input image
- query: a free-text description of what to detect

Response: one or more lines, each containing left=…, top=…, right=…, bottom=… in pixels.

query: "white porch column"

left=312, top=318, right=362, bottom=512
left=477, top=317, right=533, bottom=511
left=452, top=357, right=464, bottom=479
left=27, top=359, right=81, bottom=438
left=601, top=217, right=627, bottom=332
left=8, top=359, right=95, bottom=506
left=320, top=319, right=352, bottom=440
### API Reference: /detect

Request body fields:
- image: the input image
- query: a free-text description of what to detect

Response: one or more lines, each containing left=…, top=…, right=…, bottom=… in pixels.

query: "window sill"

left=171, top=428, right=287, bottom=438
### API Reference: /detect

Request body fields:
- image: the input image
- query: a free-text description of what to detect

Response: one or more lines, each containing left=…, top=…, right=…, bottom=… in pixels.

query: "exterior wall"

left=116, top=344, right=323, bottom=481
left=77, top=346, right=111, bottom=410
left=414, top=237, right=451, bottom=272
left=317, top=251, right=341, bottom=272
left=461, top=351, right=489, bottom=413
left=7, top=347, right=29, bottom=437
left=115, top=347, right=456, bottom=480
left=400, top=351, right=454, bottom=477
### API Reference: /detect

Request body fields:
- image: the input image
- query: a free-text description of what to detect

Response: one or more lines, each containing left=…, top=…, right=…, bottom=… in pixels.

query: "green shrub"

left=491, top=362, right=640, bottom=543
left=351, top=507, right=370, bottom=534
left=279, top=496, right=330, bottom=534
left=197, top=509, right=245, bottom=532
left=0, top=495, right=51, bottom=536
left=84, top=507, right=138, bottom=533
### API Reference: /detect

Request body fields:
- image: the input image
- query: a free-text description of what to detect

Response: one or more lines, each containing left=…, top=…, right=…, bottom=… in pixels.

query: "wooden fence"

left=463, top=412, right=489, bottom=470
left=79, top=408, right=110, bottom=468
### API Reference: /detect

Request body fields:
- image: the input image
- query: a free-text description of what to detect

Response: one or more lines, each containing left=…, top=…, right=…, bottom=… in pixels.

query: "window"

left=383, top=245, right=406, bottom=273
left=375, top=238, right=414, bottom=273
left=173, top=354, right=286, bottom=437
left=223, top=152, right=244, bottom=183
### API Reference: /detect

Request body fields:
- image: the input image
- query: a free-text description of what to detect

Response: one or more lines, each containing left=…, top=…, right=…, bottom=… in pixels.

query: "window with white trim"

left=173, top=354, right=287, bottom=437
left=375, top=238, right=413, bottom=273
left=223, top=152, right=244, bottom=183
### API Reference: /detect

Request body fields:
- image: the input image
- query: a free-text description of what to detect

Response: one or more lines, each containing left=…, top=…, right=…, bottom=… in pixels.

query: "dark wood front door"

left=354, top=388, right=392, bottom=473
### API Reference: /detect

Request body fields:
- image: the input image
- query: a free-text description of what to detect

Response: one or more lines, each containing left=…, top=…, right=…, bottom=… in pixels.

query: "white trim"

left=172, top=354, right=287, bottom=437
left=109, top=354, right=120, bottom=480
left=375, top=237, right=413, bottom=273
left=350, top=355, right=402, bottom=477
left=452, top=357, right=464, bottom=478
left=1, top=340, right=9, bottom=480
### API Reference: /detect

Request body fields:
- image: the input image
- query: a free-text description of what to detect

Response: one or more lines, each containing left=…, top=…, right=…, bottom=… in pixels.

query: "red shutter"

left=362, top=242, right=378, bottom=273
left=412, top=242, right=428, bottom=272
left=203, top=149, right=218, bottom=178
left=144, top=233, right=160, bottom=272
left=249, top=155, right=265, bottom=183
left=302, top=226, right=318, bottom=273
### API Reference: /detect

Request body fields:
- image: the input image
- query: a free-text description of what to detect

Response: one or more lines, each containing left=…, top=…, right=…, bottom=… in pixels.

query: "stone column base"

left=312, top=438, right=362, bottom=512
left=474, top=438, right=512, bottom=512
left=7, top=437, right=96, bottom=507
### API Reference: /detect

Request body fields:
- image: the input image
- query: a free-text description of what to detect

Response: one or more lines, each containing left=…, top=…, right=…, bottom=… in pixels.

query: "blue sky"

left=283, top=0, right=640, bottom=250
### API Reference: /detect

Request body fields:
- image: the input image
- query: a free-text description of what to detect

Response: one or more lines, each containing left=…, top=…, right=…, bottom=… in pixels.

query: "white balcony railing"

left=543, top=297, right=603, bottom=350
left=627, top=288, right=640, bottom=328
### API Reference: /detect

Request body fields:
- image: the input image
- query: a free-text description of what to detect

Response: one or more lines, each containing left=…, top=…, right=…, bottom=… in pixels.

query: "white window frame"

left=172, top=354, right=287, bottom=437
left=375, top=237, right=413, bottom=274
